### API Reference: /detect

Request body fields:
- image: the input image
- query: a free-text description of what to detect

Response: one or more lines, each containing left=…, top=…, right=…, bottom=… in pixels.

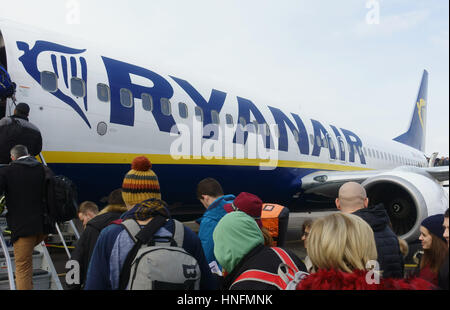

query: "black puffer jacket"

left=353, top=204, right=404, bottom=279
left=0, top=115, right=42, bottom=164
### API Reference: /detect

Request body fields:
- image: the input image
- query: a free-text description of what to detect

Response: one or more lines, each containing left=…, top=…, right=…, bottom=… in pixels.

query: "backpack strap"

left=270, top=247, right=299, bottom=277
left=231, top=269, right=288, bottom=290
left=121, top=219, right=141, bottom=243
left=172, top=219, right=185, bottom=247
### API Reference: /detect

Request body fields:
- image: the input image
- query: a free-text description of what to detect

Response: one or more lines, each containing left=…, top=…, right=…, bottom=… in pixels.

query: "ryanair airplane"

left=0, top=20, right=448, bottom=242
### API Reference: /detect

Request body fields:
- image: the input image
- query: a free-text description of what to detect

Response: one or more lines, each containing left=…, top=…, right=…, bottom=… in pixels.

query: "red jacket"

left=296, top=269, right=435, bottom=290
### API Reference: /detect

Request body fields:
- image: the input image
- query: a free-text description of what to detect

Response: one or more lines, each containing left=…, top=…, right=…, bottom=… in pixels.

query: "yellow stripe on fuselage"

left=41, top=151, right=373, bottom=172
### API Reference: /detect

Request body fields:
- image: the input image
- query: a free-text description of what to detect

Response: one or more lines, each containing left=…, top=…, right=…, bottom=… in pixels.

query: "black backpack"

left=43, top=167, right=78, bottom=224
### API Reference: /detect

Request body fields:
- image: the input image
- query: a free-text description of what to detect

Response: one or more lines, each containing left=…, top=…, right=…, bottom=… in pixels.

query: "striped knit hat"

left=122, top=156, right=161, bottom=207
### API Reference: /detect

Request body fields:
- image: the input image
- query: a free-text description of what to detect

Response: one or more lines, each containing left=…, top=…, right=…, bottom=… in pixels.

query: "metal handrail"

left=38, top=242, right=63, bottom=290
left=69, top=220, right=80, bottom=240
left=0, top=228, right=15, bottom=290
left=54, top=223, right=71, bottom=259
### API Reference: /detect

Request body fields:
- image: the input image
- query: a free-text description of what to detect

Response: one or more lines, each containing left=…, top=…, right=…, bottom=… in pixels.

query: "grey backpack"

left=119, top=215, right=201, bottom=290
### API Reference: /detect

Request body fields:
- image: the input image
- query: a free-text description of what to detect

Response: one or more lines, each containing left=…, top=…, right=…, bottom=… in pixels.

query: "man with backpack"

left=0, top=102, right=42, bottom=165
left=84, top=156, right=217, bottom=290
left=0, top=145, right=53, bottom=289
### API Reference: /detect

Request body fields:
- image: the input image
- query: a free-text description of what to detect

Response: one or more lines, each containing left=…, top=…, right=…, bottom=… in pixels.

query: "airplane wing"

left=300, top=165, right=449, bottom=198
left=424, top=166, right=450, bottom=183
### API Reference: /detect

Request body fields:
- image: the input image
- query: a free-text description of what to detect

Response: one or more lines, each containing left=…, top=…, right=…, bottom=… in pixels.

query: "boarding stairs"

left=0, top=153, right=80, bottom=290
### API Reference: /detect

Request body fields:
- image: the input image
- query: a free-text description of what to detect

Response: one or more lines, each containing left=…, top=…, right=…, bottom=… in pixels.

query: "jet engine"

left=362, top=167, right=448, bottom=242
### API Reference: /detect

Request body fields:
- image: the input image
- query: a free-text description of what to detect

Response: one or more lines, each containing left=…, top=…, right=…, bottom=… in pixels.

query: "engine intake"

left=362, top=167, right=448, bottom=242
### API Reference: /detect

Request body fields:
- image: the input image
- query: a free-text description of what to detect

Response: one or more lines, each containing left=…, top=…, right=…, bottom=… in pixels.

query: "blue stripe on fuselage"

left=47, top=163, right=318, bottom=212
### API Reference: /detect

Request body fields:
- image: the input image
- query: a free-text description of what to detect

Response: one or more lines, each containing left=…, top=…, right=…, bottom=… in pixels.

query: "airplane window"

left=40, top=71, right=58, bottom=93
left=239, top=116, right=247, bottom=128
left=252, top=120, right=259, bottom=133
left=160, top=98, right=171, bottom=116
left=178, top=102, right=188, bottom=119
left=225, top=114, right=233, bottom=126
left=363, top=147, right=367, bottom=156
left=326, top=134, right=333, bottom=150
left=274, top=126, right=280, bottom=138
left=323, top=137, right=328, bottom=148
left=70, top=77, right=85, bottom=98
left=211, top=110, right=220, bottom=125
left=141, top=93, right=153, bottom=111
left=264, top=124, right=270, bottom=137
left=309, top=134, right=315, bottom=146
left=338, top=138, right=345, bottom=154
left=120, top=88, right=133, bottom=108
left=97, top=84, right=110, bottom=102
left=368, top=148, right=372, bottom=158
left=376, top=150, right=379, bottom=159
left=293, top=130, right=299, bottom=143
left=316, top=136, right=321, bottom=147
left=195, top=106, right=203, bottom=121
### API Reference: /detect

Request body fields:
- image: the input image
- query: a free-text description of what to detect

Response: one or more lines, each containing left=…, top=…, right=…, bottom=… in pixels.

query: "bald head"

left=335, top=182, right=369, bottom=213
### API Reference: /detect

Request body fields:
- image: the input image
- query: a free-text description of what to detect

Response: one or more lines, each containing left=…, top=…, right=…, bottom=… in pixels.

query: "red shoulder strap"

left=110, top=219, right=123, bottom=225
left=231, top=269, right=287, bottom=290
left=271, top=247, right=299, bottom=276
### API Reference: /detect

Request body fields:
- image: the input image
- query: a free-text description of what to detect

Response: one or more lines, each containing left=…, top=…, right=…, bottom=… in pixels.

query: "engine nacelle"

left=362, top=167, right=449, bottom=242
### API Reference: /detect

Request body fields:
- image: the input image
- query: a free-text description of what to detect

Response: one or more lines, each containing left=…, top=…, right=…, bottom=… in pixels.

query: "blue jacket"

left=84, top=206, right=217, bottom=290
left=197, top=194, right=235, bottom=269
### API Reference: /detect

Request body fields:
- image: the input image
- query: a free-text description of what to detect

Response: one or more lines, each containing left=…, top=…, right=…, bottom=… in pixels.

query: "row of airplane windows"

left=41, top=72, right=426, bottom=168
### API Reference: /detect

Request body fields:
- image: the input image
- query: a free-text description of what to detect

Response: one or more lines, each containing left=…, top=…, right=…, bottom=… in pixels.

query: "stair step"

left=0, top=269, right=52, bottom=290
left=0, top=250, right=43, bottom=272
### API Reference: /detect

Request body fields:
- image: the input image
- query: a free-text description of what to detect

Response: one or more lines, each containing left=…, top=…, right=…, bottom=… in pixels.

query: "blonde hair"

left=398, top=238, right=409, bottom=258
left=307, top=212, right=377, bottom=273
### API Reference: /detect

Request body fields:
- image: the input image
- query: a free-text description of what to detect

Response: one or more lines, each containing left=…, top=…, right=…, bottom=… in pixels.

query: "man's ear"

left=335, top=198, right=341, bottom=210
left=364, top=198, right=369, bottom=208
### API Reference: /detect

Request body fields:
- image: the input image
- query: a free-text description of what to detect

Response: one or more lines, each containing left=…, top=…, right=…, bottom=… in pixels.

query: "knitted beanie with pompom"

left=122, top=156, right=161, bottom=207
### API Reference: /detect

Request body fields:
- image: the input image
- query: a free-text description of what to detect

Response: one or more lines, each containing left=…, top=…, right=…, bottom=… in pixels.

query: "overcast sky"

left=1, top=0, right=448, bottom=156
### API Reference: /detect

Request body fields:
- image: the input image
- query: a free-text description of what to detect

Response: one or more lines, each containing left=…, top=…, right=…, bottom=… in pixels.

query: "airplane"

left=0, top=19, right=448, bottom=244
